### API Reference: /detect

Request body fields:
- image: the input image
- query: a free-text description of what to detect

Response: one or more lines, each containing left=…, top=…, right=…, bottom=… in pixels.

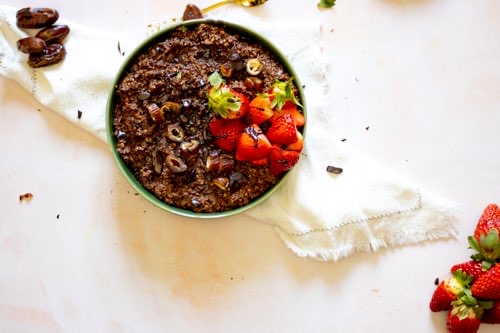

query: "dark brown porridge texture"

left=112, top=23, right=301, bottom=213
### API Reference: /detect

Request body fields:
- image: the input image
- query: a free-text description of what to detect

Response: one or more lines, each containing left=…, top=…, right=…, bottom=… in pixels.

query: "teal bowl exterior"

left=106, top=19, right=307, bottom=218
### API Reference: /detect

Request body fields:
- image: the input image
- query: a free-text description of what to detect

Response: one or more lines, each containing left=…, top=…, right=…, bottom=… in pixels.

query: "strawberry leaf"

left=318, top=0, right=336, bottom=8
left=268, top=78, right=302, bottom=111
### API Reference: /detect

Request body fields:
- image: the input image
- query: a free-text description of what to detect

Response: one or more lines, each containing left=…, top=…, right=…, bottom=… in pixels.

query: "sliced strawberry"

left=248, top=95, right=273, bottom=124
left=268, top=145, right=300, bottom=177
left=430, top=271, right=473, bottom=312
left=286, top=130, right=304, bottom=152
left=207, top=71, right=249, bottom=119
left=451, top=260, right=486, bottom=283
left=208, top=118, right=245, bottom=152
left=471, top=264, right=500, bottom=300
left=482, top=301, right=500, bottom=324
left=266, top=113, right=298, bottom=145
left=235, top=124, right=272, bottom=161
left=248, top=156, right=268, bottom=166
left=270, top=104, right=305, bottom=127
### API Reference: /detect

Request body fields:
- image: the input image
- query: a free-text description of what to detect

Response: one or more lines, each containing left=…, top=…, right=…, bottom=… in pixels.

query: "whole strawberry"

left=468, top=204, right=500, bottom=270
left=451, top=261, right=486, bottom=283
left=446, top=290, right=490, bottom=333
left=447, top=305, right=481, bottom=333
left=482, top=300, right=500, bottom=324
left=474, top=204, right=500, bottom=241
left=430, top=271, right=473, bottom=312
left=471, top=264, right=500, bottom=300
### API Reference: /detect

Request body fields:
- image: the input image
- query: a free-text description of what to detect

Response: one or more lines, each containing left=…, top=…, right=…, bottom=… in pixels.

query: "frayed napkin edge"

left=272, top=200, right=460, bottom=262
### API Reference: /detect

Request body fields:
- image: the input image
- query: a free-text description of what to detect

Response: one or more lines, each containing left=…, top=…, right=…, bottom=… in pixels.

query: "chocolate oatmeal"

left=111, top=22, right=304, bottom=213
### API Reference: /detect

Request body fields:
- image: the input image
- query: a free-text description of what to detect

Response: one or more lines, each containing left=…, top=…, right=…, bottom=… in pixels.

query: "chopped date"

left=182, top=4, right=203, bottom=21
left=19, top=192, right=34, bottom=202
left=326, top=165, right=343, bottom=174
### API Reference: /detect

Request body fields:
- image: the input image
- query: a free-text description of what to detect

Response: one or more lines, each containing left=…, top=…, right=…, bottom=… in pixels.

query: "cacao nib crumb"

left=326, top=165, right=343, bottom=174
left=365, top=126, right=370, bottom=131
left=77, top=110, right=82, bottom=119
left=434, top=278, right=439, bottom=285
left=57, top=214, right=60, bottom=219
left=341, top=138, right=346, bottom=142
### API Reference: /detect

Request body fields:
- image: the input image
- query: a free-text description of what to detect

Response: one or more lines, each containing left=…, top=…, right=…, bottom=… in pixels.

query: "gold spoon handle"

left=201, top=0, right=237, bottom=14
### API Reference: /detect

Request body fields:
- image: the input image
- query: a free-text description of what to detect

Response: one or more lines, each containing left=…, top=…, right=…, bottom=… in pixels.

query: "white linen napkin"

left=0, top=5, right=458, bottom=261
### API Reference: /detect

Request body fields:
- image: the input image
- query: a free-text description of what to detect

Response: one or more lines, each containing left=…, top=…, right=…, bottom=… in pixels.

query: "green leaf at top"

left=318, top=0, right=336, bottom=8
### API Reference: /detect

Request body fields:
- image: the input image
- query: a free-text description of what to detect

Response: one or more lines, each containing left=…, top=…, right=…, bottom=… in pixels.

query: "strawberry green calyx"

left=468, top=229, right=500, bottom=270
left=265, top=78, right=302, bottom=111
left=318, top=0, right=336, bottom=8
left=452, top=289, right=493, bottom=320
left=452, top=269, right=474, bottom=290
left=207, top=71, right=241, bottom=118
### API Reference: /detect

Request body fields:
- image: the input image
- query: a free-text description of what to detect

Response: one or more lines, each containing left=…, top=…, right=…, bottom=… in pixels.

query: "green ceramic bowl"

left=106, top=19, right=307, bottom=218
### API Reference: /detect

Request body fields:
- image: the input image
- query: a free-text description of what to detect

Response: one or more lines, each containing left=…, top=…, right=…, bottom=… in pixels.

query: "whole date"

left=28, top=44, right=66, bottom=68
left=16, top=37, right=47, bottom=54
left=16, top=7, right=59, bottom=29
left=35, top=24, right=70, bottom=44
left=15, top=7, right=70, bottom=68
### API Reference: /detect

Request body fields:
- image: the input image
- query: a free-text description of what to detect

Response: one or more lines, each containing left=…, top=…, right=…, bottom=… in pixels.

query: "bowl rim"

left=106, top=18, right=307, bottom=218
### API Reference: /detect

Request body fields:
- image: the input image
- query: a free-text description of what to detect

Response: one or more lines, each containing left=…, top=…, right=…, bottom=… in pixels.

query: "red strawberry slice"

left=208, top=118, right=245, bottom=152
left=270, top=104, right=305, bottom=127
left=286, top=130, right=304, bottom=152
left=235, top=124, right=272, bottom=161
left=471, top=264, right=500, bottom=300
left=451, top=260, right=486, bottom=283
left=248, top=156, right=268, bottom=166
left=482, top=300, right=500, bottom=324
left=268, top=145, right=300, bottom=177
left=266, top=113, right=298, bottom=145
left=248, top=95, right=273, bottom=124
